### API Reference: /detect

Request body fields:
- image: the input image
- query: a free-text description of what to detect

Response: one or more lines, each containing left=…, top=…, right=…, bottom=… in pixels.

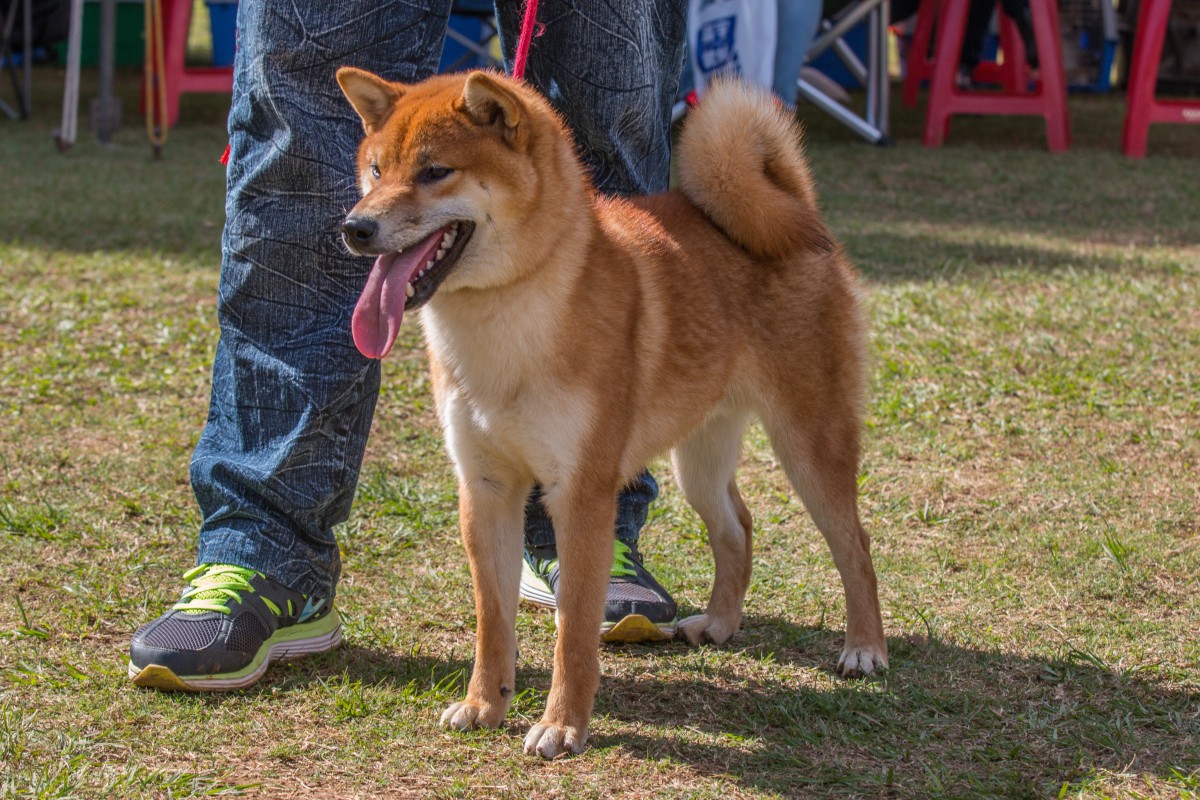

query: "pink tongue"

left=351, top=228, right=447, bottom=359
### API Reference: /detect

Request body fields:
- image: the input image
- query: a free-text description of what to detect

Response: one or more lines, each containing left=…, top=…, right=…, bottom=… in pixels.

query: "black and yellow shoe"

left=520, top=540, right=678, bottom=643
left=128, top=564, right=341, bottom=691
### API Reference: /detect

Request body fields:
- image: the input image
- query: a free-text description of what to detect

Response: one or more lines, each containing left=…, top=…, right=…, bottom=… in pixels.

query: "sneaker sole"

left=128, top=610, right=343, bottom=692
left=518, top=559, right=558, bottom=609
left=601, top=614, right=676, bottom=643
left=523, top=561, right=677, bottom=642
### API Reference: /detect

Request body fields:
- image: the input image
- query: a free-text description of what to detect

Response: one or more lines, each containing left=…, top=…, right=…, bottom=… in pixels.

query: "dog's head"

left=336, top=68, right=576, bottom=358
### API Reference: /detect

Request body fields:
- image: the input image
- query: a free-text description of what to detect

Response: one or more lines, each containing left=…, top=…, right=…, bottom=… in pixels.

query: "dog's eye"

left=419, top=165, right=453, bottom=183
left=370, top=164, right=381, bottom=179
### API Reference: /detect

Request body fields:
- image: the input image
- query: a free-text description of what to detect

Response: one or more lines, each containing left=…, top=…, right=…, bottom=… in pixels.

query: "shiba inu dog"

left=336, top=67, right=887, bottom=758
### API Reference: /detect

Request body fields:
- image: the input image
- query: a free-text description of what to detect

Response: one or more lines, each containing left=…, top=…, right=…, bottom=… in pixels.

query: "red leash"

left=222, top=4, right=541, bottom=166
left=511, top=0, right=541, bottom=80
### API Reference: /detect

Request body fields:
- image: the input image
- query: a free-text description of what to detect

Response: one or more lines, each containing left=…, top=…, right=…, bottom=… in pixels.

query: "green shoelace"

left=611, top=540, right=638, bottom=578
left=530, top=540, right=639, bottom=579
left=173, top=564, right=281, bottom=616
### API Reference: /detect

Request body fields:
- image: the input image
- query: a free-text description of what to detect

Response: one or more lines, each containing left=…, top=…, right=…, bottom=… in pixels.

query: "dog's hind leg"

left=762, top=408, right=887, bottom=677
left=440, top=470, right=528, bottom=731
left=672, top=406, right=754, bottom=646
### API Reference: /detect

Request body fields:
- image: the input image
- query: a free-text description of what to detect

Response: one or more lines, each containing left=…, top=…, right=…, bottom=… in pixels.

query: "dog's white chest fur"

left=421, top=303, right=594, bottom=488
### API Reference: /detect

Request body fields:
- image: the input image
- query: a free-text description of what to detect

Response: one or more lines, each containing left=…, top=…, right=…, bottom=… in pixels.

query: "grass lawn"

left=1, top=65, right=1198, bottom=799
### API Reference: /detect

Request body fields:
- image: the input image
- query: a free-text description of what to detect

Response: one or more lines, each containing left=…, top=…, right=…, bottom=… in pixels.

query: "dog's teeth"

left=406, top=282, right=415, bottom=298
left=426, top=259, right=435, bottom=269
left=436, top=247, right=448, bottom=259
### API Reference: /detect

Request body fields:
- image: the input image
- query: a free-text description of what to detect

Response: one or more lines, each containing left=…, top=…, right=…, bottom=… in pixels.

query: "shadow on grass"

left=847, top=226, right=1193, bottom=284
left=595, top=621, right=1198, bottom=796
left=204, top=615, right=1199, bottom=797
left=7, top=70, right=1199, bottom=282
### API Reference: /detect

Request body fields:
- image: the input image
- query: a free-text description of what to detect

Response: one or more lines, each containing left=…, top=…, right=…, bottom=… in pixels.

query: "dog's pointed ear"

left=459, top=72, right=528, bottom=148
left=337, top=67, right=403, bottom=133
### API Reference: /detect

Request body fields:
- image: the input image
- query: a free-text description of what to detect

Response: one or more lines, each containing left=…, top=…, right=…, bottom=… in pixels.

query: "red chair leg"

left=1028, top=0, right=1070, bottom=150
left=152, top=0, right=191, bottom=128
left=1122, top=0, right=1171, bottom=158
left=904, top=0, right=938, bottom=107
left=924, top=0, right=970, bottom=146
left=998, top=15, right=1027, bottom=94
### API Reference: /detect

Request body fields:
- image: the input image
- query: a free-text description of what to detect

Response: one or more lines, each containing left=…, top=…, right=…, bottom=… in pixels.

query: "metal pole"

left=20, top=0, right=31, bottom=117
left=92, top=0, right=121, bottom=142
left=56, top=0, right=84, bottom=150
left=797, top=77, right=886, bottom=143
left=876, top=0, right=891, bottom=138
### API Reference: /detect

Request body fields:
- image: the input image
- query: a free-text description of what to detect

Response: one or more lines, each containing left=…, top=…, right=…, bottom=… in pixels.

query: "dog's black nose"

left=342, top=216, right=378, bottom=245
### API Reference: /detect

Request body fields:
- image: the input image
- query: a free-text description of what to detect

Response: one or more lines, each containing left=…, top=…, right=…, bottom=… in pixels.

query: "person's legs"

left=130, top=0, right=454, bottom=690
left=773, top=0, right=824, bottom=106
left=495, top=0, right=687, bottom=196
left=960, top=0, right=1037, bottom=87
left=961, top=0, right=996, bottom=72
left=997, top=0, right=1039, bottom=70
left=191, top=0, right=452, bottom=601
left=496, top=0, right=688, bottom=640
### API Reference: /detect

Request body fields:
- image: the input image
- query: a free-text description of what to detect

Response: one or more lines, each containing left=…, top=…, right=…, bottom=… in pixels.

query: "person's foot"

left=956, top=65, right=976, bottom=91
left=520, top=540, right=678, bottom=643
left=128, top=564, right=341, bottom=691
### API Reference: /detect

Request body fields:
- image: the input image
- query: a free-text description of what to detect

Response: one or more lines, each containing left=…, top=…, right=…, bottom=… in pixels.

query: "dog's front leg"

left=440, top=475, right=526, bottom=730
left=523, top=480, right=615, bottom=758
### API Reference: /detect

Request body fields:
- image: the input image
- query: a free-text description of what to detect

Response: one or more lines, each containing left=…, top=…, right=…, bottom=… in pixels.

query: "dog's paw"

left=837, top=643, right=888, bottom=677
left=676, top=613, right=738, bottom=646
left=440, top=698, right=506, bottom=730
left=523, top=720, right=587, bottom=759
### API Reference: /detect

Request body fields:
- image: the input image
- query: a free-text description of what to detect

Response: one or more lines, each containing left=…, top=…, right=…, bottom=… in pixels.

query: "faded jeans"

left=191, top=0, right=687, bottom=600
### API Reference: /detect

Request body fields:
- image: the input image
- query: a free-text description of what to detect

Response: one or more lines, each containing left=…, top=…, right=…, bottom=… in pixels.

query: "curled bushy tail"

left=677, top=79, right=831, bottom=259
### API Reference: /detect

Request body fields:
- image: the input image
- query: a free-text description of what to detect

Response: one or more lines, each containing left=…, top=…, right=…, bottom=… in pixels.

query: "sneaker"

left=128, top=564, right=342, bottom=691
left=520, top=540, right=678, bottom=643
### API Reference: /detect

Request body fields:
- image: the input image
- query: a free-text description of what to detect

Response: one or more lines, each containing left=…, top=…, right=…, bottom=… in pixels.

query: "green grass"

left=1, top=66, right=1198, bottom=799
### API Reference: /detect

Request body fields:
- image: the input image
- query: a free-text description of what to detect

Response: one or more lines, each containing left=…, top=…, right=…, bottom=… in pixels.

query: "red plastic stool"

left=144, top=0, right=234, bottom=128
left=922, top=0, right=1070, bottom=150
left=972, top=16, right=1031, bottom=89
left=1122, top=0, right=1200, bottom=157
left=902, top=0, right=1027, bottom=107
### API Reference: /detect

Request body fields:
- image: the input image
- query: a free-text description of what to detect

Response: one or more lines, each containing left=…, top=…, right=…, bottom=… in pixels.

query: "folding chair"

left=1, top=0, right=31, bottom=119
left=1, top=0, right=67, bottom=119
left=442, top=0, right=503, bottom=73
left=797, top=0, right=893, bottom=144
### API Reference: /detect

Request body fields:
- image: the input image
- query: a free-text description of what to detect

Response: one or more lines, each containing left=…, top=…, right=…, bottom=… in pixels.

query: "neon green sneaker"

left=128, top=564, right=341, bottom=691
left=520, top=540, right=678, bottom=643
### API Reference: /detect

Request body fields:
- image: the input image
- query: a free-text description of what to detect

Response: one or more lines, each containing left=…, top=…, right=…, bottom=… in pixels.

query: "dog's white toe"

left=440, top=699, right=504, bottom=730
left=523, top=721, right=586, bottom=759
left=676, top=613, right=738, bottom=646
left=837, top=644, right=888, bottom=677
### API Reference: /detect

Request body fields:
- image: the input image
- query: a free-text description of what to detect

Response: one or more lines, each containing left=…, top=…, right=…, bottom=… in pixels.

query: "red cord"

left=511, top=0, right=540, bottom=80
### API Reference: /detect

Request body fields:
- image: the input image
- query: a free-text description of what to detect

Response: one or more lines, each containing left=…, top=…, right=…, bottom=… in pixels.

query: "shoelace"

left=173, top=564, right=271, bottom=615
left=611, top=540, right=639, bottom=579
left=530, top=540, right=641, bottom=579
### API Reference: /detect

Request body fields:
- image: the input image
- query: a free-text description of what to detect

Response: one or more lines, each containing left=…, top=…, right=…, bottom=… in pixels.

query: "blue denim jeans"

left=191, top=0, right=686, bottom=599
left=773, top=0, right=823, bottom=106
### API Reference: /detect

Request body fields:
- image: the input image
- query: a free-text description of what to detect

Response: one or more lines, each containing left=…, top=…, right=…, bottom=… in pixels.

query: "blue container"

left=809, top=21, right=868, bottom=89
left=438, top=13, right=489, bottom=72
left=207, top=1, right=238, bottom=67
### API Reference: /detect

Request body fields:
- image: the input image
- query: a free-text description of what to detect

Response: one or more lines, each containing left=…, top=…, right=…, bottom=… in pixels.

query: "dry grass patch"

left=2, top=67, right=1199, bottom=798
